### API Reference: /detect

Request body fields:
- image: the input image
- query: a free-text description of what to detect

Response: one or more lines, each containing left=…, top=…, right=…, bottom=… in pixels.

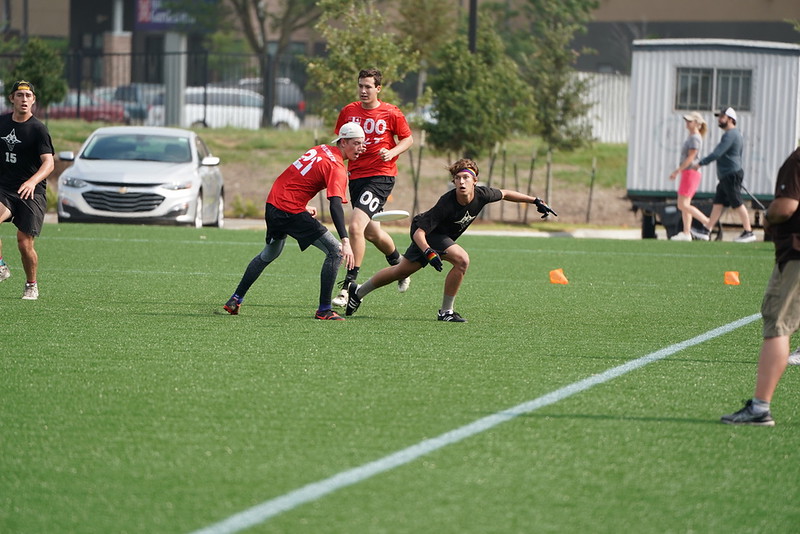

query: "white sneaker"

left=670, top=232, right=691, bottom=241
left=0, top=263, right=10, bottom=282
left=398, top=276, right=411, bottom=292
left=734, top=230, right=756, bottom=243
left=22, top=282, right=38, bottom=300
left=332, top=287, right=348, bottom=307
left=690, top=226, right=711, bottom=241
left=788, top=348, right=800, bottom=366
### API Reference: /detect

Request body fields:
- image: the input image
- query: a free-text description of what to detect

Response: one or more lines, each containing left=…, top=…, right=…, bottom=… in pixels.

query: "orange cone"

left=724, top=271, right=740, bottom=285
left=550, top=268, right=569, bottom=285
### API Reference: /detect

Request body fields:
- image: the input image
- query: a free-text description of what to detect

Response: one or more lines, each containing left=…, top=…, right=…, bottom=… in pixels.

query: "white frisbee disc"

left=372, top=209, right=410, bottom=222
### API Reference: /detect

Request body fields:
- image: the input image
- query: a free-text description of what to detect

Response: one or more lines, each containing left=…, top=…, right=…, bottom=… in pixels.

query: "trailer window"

left=675, top=68, right=713, bottom=110
left=716, top=69, right=751, bottom=111
left=675, top=67, right=752, bottom=112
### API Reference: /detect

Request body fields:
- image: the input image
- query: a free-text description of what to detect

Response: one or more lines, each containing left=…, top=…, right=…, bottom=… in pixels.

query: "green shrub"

left=229, top=194, right=262, bottom=218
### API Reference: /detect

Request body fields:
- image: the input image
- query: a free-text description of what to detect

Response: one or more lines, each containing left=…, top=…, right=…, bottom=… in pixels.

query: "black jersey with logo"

left=411, top=185, right=503, bottom=240
left=0, top=113, right=54, bottom=193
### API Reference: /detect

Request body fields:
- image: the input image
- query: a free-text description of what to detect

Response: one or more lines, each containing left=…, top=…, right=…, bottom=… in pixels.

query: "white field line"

left=192, top=312, right=760, bottom=534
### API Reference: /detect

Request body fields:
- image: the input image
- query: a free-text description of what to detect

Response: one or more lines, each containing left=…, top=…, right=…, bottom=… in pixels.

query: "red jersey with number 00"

left=267, top=144, right=349, bottom=214
left=335, top=101, right=412, bottom=180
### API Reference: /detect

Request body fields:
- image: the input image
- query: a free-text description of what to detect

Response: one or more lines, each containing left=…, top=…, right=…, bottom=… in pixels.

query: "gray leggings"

left=234, top=231, right=342, bottom=308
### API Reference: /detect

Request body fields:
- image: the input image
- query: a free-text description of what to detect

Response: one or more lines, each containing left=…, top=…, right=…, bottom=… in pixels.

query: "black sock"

left=385, top=249, right=400, bottom=266
left=346, top=267, right=360, bottom=282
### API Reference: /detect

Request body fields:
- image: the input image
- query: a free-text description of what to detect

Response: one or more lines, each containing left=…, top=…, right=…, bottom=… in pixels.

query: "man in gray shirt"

left=690, top=107, right=756, bottom=242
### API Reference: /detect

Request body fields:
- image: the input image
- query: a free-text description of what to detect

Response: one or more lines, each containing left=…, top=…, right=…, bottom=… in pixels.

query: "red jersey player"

left=223, top=123, right=365, bottom=320
left=332, top=68, right=414, bottom=306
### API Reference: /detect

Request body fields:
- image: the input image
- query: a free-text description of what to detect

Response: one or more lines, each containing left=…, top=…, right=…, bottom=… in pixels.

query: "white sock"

left=751, top=398, right=770, bottom=413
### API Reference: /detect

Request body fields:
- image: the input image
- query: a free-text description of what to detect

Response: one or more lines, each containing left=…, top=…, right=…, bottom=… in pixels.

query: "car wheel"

left=193, top=193, right=204, bottom=228
left=274, top=121, right=289, bottom=130
left=191, top=121, right=208, bottom=129
left=213, top=193, right=224, bottom=228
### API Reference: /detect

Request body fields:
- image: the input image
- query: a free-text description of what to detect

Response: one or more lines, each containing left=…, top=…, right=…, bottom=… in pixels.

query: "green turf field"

left=1, top=222, right=798, bottom=533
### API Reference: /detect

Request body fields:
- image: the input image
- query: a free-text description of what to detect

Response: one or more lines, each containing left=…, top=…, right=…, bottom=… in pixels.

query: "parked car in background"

left=236, top=77, right=306, bottom=118
left=94, top=83, right=162, bottom=124
left=145, top=87, right=300, bottom=131
left=46, top=91, right=128, bottom=123
left=57, top=126, right=224, bottom=228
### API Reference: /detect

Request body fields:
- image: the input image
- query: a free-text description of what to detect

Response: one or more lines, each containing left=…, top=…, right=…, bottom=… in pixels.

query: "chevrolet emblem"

left=118, top=186, right=129, bottom=194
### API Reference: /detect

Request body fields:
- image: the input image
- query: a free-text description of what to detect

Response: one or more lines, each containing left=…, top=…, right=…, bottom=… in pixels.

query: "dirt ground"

left=218, top=159, right=643, bottom=229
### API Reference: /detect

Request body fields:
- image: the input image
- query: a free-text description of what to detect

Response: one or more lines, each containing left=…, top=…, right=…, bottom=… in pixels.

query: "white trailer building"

left=626, top=38, right=800, bottom=238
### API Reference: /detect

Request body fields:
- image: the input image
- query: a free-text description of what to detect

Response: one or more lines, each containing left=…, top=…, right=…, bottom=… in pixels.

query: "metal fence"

left=0, top=51, right=308, bottom=129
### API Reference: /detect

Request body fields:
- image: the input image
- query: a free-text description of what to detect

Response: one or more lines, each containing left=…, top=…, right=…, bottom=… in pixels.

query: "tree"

left=305, top=0, right=419, bottom=125
left=394, top=0, right=455, bottom=104
left=500, top=0, right=598, bottom=152
left=5, top=38, right=67, bottom=112
left=425, top=13, right=536, bottom=159
left=165, top=0, right=321, bottom=128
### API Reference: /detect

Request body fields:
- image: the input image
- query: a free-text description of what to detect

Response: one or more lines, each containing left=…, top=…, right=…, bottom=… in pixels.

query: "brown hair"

left=358, top=68, right=382, bottom=87
left=448, top=158, right=479, bottom=178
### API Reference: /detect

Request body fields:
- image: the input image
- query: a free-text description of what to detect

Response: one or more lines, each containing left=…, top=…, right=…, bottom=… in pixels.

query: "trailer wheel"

left=641, top=211, right=657, bottom=239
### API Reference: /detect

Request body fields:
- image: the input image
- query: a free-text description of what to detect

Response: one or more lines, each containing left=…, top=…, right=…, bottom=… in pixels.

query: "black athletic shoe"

left=437, top=310, right=467, bottom=322
left=315, top=308, right=345, bottom=320
left=345, top=282, right=362, bottom=316
left=223, top=295, right=241, bottom=315
left=721, top=399, right=775, bottom=426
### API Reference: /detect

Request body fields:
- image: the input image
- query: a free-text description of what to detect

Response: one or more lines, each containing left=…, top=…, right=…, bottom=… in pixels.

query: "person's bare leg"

left=754, top=336, right=789, bottom=402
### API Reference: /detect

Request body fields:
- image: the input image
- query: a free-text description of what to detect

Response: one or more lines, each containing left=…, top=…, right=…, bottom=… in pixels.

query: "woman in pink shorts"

left=669, top=111, right=711, bottom=240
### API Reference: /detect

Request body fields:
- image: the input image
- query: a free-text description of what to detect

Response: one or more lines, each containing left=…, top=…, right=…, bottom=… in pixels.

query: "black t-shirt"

left=770, top=147, right=800, bottom=264
left=411, top=185, right=504, bottom=240
left=0, top=113, right=55, bottom=194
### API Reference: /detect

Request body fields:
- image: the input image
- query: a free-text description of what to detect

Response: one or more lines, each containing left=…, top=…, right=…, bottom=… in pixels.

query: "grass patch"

left=46, top=121, right=628, bottom=189
left=1, top=222, right=797, bottom=533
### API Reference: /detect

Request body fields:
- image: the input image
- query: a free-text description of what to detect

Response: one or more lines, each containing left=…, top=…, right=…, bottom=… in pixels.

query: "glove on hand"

left=533, top=198, right=558, bottom=218
left=424, top=247, right=444, bottom=272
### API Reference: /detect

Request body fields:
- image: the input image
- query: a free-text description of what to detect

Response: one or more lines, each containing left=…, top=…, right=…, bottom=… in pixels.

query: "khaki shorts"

left=761, top=260, right=800, bottom=337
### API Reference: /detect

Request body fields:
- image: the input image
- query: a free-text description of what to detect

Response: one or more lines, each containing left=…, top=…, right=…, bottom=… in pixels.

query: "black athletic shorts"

left=265, top=203, right=327, bottom=251
left=348, top=176, right=395, bottom=218
left=403, top=233, right=456, bottom=267
left=0, top=187, right=46, bottom=237
left=713, top=169, right=745, bottom=208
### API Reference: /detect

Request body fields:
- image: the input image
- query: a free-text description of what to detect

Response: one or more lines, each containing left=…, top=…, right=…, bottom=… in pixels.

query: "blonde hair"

left=698, top=122, right=707, bottom=137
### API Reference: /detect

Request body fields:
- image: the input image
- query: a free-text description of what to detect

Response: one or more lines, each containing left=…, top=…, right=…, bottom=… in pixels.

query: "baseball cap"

left=714, top=107, right=737, bottom=122
left=682, top=111, right=705, bottom=124
left=10, top=80, right=35, bottom=95
left=331, top=122, right=365, bottom=144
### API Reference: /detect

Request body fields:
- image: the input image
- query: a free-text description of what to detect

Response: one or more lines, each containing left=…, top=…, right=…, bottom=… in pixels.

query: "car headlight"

left=161, top=181, right=194, bottom=191
left=61, top=176, right=88, bottom=188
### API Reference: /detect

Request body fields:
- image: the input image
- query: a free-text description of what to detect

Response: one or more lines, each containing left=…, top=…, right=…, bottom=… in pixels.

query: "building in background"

left=576, top=0, right=800, bottom=72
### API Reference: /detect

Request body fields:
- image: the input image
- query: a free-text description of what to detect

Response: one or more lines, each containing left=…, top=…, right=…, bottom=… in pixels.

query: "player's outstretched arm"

left=500, top=190, right=558, bottom=217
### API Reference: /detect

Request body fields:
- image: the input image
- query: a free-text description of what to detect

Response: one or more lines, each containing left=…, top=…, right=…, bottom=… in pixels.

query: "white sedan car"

left=57, top=126, right=225, bottom=228
left=145, top=87, right=300, bottom=130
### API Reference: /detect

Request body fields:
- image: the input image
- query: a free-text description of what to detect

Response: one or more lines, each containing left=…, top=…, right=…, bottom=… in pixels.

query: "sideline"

left=190, top=313, right=761, bottom=534
left=43, top=214, right=765, bottom=241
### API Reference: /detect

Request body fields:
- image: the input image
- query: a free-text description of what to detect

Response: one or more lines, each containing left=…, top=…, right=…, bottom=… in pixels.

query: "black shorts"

left=265, top=203, right=327, bottom=251
left=348, top=176, right=395, bottom=218
left=403, top=233, right=456, bottom=267
left=713, top=170, right=745, bottom=208
left=0, top=187, right=46, bottom=237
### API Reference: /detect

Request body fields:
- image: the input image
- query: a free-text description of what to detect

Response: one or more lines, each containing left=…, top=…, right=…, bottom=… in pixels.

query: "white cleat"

left=332, top=288, right=348, bottom=307
left=398, top=276, right=411, bottom=293
left=22, top=282, right=38, bottom=300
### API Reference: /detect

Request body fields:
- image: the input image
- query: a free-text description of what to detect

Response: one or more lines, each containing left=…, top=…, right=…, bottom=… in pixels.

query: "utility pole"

left=468, top=0, right=477, bottom=53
